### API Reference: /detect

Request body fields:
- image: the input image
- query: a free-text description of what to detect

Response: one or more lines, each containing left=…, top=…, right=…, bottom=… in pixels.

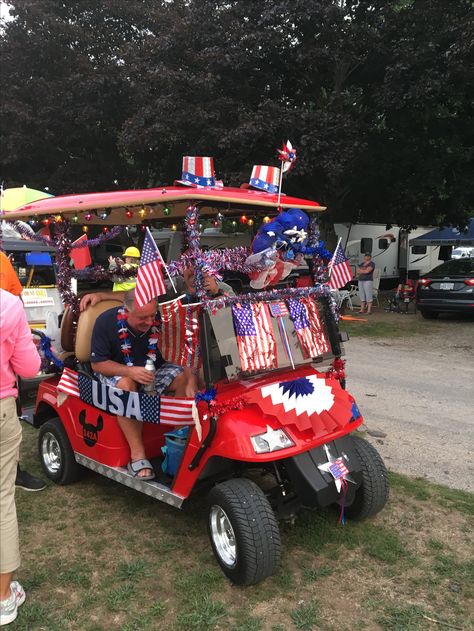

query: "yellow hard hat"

left=124, top=246, right=140, bottom=258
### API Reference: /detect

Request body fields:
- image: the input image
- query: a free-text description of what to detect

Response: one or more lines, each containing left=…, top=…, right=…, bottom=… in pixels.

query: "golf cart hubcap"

left=42, top=432, right=62, bottom=473
left=210, top=505, right=237, bottom=567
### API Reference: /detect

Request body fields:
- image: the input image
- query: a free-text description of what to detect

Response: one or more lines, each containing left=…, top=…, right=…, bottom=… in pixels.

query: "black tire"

left=420, top=310, right=438, bottom=319
left=207, top=478, right=281, bottom=585
left=344, top=436, right=389, bottom=521
left=38, top=417, right=83, bottom=485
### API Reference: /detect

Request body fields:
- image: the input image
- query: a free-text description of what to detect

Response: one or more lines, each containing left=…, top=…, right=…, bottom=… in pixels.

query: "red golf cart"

left=6, top=185, right=389, bottom=585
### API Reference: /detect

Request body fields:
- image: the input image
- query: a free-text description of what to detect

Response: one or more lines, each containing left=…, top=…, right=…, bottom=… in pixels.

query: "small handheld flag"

left=328, top=240, right=352, bottom=290
left=70, top=234, right=92, bottom=270
left=135, top=228, right=167, bottom=307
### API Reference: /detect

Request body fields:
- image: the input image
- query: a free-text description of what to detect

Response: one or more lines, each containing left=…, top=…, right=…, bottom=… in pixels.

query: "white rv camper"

left=335, top=223, right=441, bottom=286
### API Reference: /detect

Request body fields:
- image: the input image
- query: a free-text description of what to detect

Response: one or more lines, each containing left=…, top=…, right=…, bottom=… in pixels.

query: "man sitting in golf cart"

left=90, top=288, right=198, bottom=480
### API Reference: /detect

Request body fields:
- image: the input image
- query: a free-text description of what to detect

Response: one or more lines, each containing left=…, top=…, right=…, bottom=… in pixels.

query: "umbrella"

left=0, top=185, right=53, bottom=213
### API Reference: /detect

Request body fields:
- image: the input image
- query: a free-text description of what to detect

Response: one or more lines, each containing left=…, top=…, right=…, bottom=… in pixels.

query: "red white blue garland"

left=116, top=307, right=160, bottom=367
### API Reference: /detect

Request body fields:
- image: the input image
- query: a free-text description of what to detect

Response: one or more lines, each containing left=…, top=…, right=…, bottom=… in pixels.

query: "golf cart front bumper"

left=283, top=435, right=363, bottom=508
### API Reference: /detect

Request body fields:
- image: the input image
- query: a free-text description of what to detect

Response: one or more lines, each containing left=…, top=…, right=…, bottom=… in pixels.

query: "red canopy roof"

left=2, top=185, right=325, bottom=224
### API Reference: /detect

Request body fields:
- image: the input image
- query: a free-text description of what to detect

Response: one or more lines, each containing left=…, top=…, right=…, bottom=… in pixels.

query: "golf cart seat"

left=60, top=306, right=77, bottom=353
left=75, top=299, right=122, bottom=363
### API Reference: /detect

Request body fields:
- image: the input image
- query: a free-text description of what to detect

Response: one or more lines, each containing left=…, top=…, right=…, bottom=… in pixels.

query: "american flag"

left=329, top=458, right=350, bottom=480
left=287, top=297, right=330, bottom=358
left=135, top=228, right=166, bottom=307
left=159, top=299, right=201, bottom=369
left=159, top=397, right=195, bottom=425
left=57, top=367, right=79, bottom=397
left=328, top=243, right=352, bottom=289
left=232, top=302, right=277, bottom=372
left=269, top=301, right=289, bottom=317
left=78, top=373, right=195, bottom=425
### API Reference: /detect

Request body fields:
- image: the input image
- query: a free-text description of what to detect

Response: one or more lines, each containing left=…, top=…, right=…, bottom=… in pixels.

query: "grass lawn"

left=13, top=424, right=474, bottom=631
left=338, top=298, right=474, bottom=339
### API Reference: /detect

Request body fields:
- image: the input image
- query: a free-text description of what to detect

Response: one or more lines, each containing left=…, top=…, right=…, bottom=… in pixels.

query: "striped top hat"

left=249, top=165, right=281, bottom=194
left=177, top=156, right=216, bottom=187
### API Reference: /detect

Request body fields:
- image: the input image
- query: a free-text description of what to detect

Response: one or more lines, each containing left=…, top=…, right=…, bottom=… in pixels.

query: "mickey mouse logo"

left=79, top=410, right=104, bottom=447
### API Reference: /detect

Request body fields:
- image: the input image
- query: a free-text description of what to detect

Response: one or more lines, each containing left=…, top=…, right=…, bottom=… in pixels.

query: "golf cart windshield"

left=202, top=295, right=340, bottom=383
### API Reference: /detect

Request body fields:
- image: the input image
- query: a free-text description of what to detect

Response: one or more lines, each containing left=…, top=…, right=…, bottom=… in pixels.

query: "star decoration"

left=284, top=226, right=308, bottom=243
left=317, top=444, right=355, bottom=493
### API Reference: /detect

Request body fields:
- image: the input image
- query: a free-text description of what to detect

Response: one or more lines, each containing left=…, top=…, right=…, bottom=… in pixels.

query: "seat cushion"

left=75, top=299, right=122, bottom=362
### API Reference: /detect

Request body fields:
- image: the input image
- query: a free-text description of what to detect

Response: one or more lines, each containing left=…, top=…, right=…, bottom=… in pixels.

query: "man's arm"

left=80, top=290, right=125, bottom=311
left=9, top=298, right=41, bottom=378
left=91, top=360, right=154, bottom=385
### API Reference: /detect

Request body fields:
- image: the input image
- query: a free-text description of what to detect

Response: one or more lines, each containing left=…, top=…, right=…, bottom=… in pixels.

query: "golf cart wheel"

left=344, top=436, right=389, bottom=521
left=420, top=310, right=438, bottom=319
left=207, top=478, right=281, bottom=585
left=38, top=417, right=83, bottom=485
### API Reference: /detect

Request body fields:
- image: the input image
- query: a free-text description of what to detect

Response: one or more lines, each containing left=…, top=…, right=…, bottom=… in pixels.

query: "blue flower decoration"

left=195, top=387, right=217, bottom=403
left=280, top=377, right=314, bottom=399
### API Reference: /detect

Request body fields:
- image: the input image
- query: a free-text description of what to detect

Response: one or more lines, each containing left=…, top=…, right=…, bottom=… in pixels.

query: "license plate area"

left=439, top=282, right=454, bottom=290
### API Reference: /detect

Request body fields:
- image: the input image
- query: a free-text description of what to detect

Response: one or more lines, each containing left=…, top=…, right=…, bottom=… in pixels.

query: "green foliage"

left=0, top=2, right=472, bottom=225
left=290, top=601, right=322, bottom=630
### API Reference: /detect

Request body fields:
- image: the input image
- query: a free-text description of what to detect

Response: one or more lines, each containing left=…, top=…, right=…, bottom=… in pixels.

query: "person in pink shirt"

left=0, top=289, right=41, bottom=626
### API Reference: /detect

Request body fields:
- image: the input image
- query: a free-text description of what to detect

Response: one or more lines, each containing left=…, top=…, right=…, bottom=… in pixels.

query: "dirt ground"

left=342, top=312, right=474, bottom=493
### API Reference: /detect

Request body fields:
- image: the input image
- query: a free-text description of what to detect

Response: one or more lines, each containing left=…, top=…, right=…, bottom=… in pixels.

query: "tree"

left=0, top=0, right=150, bottom=192
left=1, top=0, right=472, bottom=230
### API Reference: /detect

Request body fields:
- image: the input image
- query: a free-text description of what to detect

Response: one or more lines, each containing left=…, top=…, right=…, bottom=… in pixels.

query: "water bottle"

left=143, top=358, right=156, bottom=395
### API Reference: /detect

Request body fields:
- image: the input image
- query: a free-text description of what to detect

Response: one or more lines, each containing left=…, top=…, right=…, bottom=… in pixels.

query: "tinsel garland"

left=201, top=284, right=331, bottom=312
left=13, top=221, right=54, bottom=245
left=184, top=204, right=205, bottom=297
left=71, top=263, right=137, bottom=281
left=39, top=336, right=64, bottom=369
left=307, top=218, right=332, bottom=284
left=70, top=225, right=123, bottom=248
left=54, top=220, right=80, bottom=314
left=209, top=395, right=248, bottom=418
left=10, top=220, right=123, bottom=248
left=326, top=357, right=346, bottom=381
left=167, top=247, right=269, bottom=279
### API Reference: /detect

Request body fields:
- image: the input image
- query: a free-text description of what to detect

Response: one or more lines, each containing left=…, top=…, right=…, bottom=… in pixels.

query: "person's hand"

left=108, top=256, right=115, bottom=263
left=183, top=267, right=196, bottom=294
left=203, top=275, right=219, bottom=296
left=80, top=293, right=104, bottom=311
left=127, top=365, right=155, bottom=385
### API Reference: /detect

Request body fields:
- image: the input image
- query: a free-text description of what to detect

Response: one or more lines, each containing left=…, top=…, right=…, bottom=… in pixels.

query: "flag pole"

left=327, top=237, right=342, bottom=282
left=276, top=166, right=284, bottom=210
left=147, top=227, right=177, bottom=293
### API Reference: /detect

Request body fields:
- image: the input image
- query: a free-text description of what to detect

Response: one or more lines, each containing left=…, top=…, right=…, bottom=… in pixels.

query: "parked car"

left=451, top=247, right=473, bottom=259
left=416, top=258, right=474, bottom=318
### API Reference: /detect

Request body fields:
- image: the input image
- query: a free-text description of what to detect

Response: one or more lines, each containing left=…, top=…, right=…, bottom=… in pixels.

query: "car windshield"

left=428, top=259, right=474, bottom=276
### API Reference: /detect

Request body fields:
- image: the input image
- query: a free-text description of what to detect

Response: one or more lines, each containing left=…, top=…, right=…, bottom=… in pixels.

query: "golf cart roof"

left=2, top=185, right=325, bottom=224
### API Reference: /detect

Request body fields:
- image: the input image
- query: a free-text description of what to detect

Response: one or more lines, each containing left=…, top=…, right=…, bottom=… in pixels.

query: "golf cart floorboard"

left=74, top=453, right=184, bottom=508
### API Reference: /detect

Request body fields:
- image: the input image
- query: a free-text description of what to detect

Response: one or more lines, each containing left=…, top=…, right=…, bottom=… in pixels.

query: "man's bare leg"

left=115, top=376, right=152, bottom=478
left=169, top=368, right=198, bottom=398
